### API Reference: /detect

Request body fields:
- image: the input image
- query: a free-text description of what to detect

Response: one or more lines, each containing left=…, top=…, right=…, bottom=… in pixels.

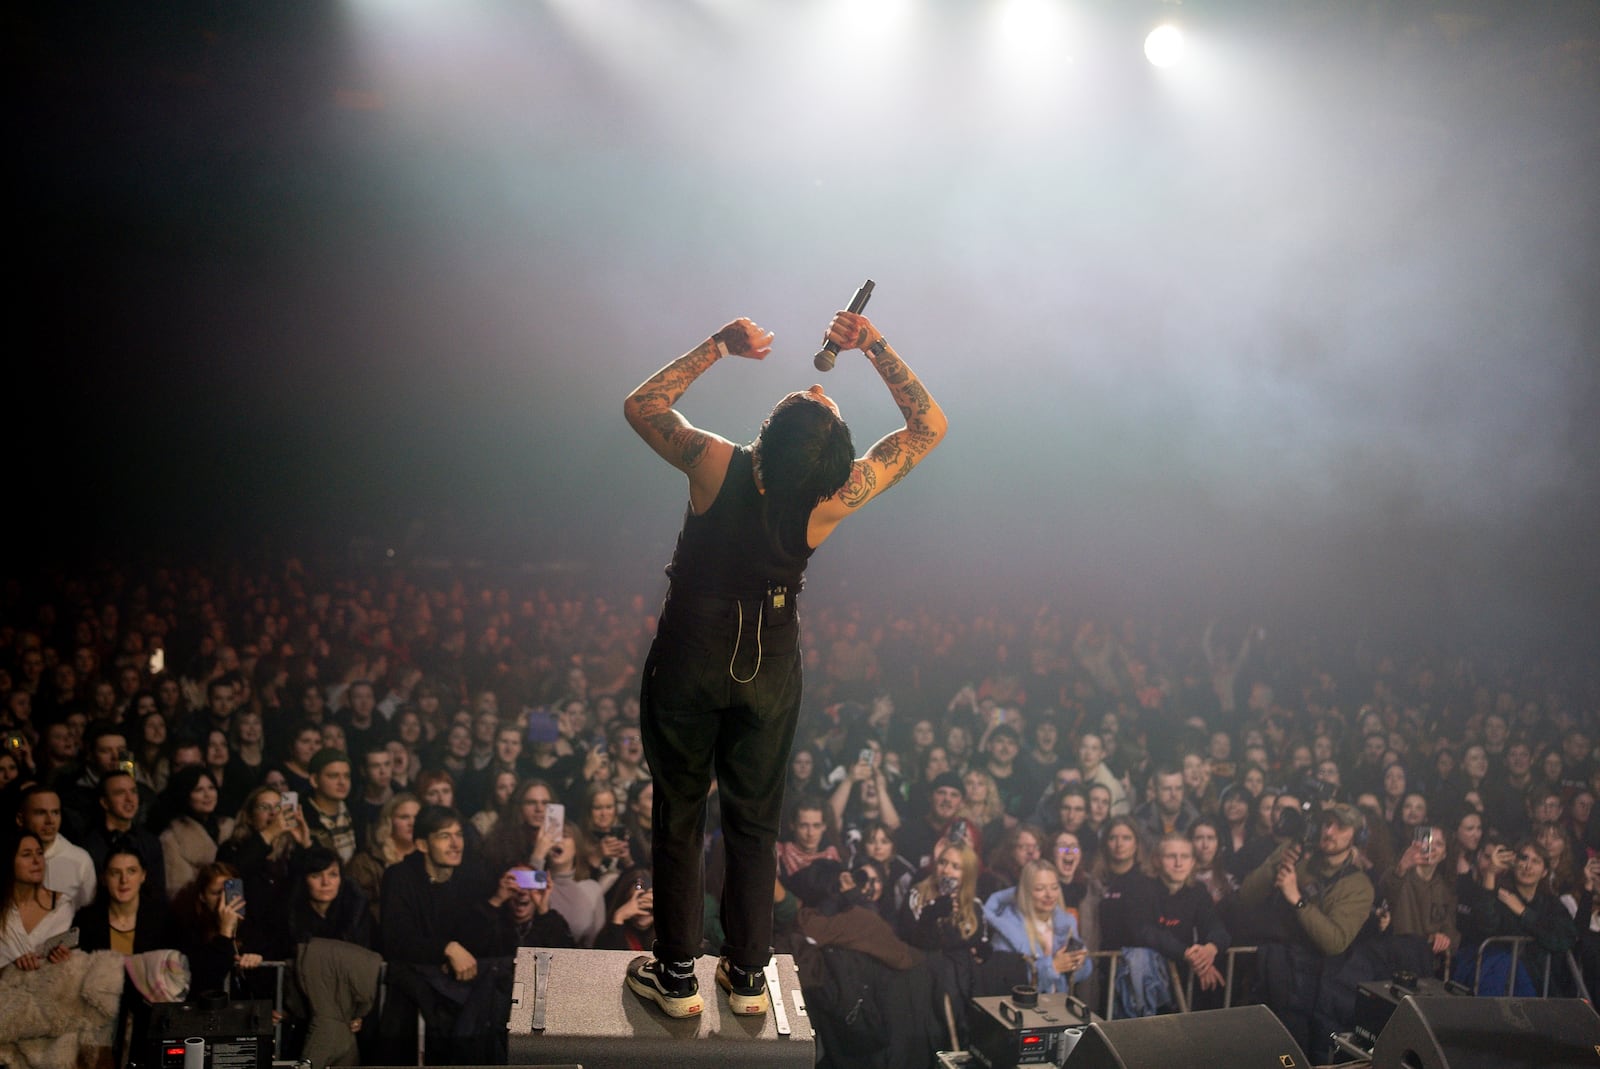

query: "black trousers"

left=639, top=588, right=803, bottom=970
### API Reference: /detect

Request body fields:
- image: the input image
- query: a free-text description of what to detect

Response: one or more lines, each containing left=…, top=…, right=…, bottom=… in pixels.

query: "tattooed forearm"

left=624, top=337, right=725, bottom=468
left=631, top=340, right=721, bottom=410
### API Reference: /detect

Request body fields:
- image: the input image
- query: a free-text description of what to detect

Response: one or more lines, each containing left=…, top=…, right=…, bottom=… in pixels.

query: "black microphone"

left=813, top=279, right=875, bottom=372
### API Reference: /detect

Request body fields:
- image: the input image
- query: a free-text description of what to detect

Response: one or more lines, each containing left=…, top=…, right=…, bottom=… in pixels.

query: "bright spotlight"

left=1144, top=24, right=1184, bottom=68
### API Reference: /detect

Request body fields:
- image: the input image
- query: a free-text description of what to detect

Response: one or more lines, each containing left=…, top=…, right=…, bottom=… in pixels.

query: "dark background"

left=13, top=1, right=1600, bottom=652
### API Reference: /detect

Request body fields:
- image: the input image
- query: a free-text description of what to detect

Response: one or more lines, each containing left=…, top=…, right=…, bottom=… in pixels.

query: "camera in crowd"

left=1272, top=775, right=1339, bottom=845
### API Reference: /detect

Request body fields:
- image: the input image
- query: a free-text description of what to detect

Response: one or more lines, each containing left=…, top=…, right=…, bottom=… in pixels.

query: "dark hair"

left=153, top=765, right=221, bottom=836
left=293, top=843, right=342, bottom=880
left=415, top=804, right=463, bottom=843
left=100, top=833, right=148, bottom=874
left=754, top=394, right=854, bottom=564
left=1, top=829, right=46, bottom=938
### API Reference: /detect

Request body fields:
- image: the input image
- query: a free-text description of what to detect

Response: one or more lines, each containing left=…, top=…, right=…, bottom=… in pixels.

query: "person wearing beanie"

left=897, top=771, right=967, bottom=877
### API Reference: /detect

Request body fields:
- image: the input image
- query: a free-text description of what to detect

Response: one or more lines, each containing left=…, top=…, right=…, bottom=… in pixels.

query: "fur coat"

left=0, top=949, right=125, bottom=1069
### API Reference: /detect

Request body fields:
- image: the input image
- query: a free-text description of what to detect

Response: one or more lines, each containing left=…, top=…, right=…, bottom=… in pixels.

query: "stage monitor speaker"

left=1061, top=1005, right=1309, bottom=1069
left=505, top=947, right=814, bottom=1069
left=1370, top=994, right=1600, bottom=1069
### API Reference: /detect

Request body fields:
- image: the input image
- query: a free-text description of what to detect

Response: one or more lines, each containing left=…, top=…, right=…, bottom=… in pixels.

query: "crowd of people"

left=1, top=554, right=1597, bottom=1065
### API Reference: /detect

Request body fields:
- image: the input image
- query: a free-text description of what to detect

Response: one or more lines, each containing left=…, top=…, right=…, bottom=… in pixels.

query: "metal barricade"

left=1072, top=947, right=1256, bottom=1018
left=1471, top=935, right=1551, bottom=996
left=1073, top=950, right=1122, bottom=1019
left=1221, top=945, right=1256, bottom=1008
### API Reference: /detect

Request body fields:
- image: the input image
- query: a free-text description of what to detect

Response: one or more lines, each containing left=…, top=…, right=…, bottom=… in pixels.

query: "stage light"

left=1144, top=24, right=1185, bottom=68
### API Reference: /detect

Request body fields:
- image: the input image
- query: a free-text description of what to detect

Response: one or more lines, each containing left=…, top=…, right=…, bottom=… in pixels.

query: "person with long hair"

left=1188, top=818, right=1236, bottom=904
left=483, top=778, right=561, bottom=878
left=1533, top=820, right=1582, bottom=913
left=544, top=820, right=605, bottom=948
left=785, top=746, right=825, bottom=799
left=621, top=308, right=946, bottom=1019
left=1449, top=809, right=1485, bottom=882
left=959, top=768, right=1009, bottom=857
left=622, top=779, right=654, bottom=869
left=901, top=842, right=986, bottom=955
left=344, top=792, right=421, bottom=926
left=217, top=783, right=310, bottom=953
left=168, top=860, right=263, bottom=994
left=1, top=829, right=75, bottom=970
left=983, top=859, right=1093, bottom=993
left=597, top=866, right=657, bottom=953
left=579, top=783, right=635, bottom=894
left=859, top=820, right=917, bottom=923
left=133, top=711, right=171, bottom=793
left=155, top=766, right=237, bottom=893
left=1380, top=822, right=1458, bottom=960
left=1216, top=783, right=1258, bottom=882
left=470, top=769, right=519, bottom=839
left=278, top=721, right=324, bottom=800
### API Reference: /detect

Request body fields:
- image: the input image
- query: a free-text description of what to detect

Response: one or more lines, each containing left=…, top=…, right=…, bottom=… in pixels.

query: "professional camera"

left=1272, top=775, right=1339, bottom=845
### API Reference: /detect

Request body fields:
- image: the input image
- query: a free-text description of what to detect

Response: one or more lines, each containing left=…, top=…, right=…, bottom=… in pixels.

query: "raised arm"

left=811, top=311, right=947, bottom=535
left=623, top=318, right=772, bottom=505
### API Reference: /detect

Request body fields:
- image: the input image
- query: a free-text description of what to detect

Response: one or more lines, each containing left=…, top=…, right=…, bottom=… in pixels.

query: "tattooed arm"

left=811, top=311, right=947, bottom=542
left=624, top=318, right=773, bottom=508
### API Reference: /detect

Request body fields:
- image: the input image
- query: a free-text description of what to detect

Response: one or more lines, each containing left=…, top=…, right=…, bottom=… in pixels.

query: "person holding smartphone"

left=899, top=842, right=987, bottom=957
left=1380, top=823, right=1458, bottom=958
left=597, top=867, right=657, bottom=952
left=983, top=859, right=1093, bottom=993
left=169, top=861, right=264, bottom=994
left=469, top=865, right=575, bottom=956
left=622, top=307, right=946, bottom=1018
left=1453, top=834, right=1576, bottom=995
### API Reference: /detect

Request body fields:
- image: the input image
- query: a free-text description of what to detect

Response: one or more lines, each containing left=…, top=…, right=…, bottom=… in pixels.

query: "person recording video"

left=1235, top=802, right=1375, bottom=1063
left=621, top=304, right=946, bottom=1018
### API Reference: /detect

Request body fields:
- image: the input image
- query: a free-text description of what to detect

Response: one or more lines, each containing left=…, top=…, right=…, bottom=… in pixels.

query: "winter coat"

left=982, top=886, right=1093, bottom=992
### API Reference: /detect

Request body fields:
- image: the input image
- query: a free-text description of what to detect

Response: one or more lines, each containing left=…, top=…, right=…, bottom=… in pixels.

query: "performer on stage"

left=621, top=307, right=946, bottom=1017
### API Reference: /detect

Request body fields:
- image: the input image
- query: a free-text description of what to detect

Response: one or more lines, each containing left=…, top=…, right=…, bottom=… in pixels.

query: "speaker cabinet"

left=1062, top=1005, right=1309, bottom=1068
left=1370, top=994, right=1600, bottom=1069
left=505, top=947, right=815, bottom=1069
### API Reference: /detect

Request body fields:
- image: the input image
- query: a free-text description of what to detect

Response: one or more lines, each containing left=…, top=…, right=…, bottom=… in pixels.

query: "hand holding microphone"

left=814, top=279, right=877, bottom=371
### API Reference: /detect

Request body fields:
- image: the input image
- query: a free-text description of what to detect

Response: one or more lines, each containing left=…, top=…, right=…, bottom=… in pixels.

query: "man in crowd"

left=378, top=805, right=495, bottom=1062
left=1077, top=733, right=1128, bottom=816
left=303, top=748, right=361, bottom=862
left=354, top=741, right=396, bottom=839
left=16, top=784, right=98, bottom=910
left=898, top=772, right=966, bottom=875
left=1134, top=766, right=1200, bottom=840
left=1236, top=803, right=1375, bottom=1063
left=777, top=798, right=840, bottom=881
left=82, top=770, right=168, bottom=902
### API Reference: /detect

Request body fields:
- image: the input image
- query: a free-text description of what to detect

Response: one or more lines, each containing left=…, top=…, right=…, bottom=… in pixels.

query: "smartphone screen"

left=526, top=710, right=561, bottom=744
left=223, top=878, right=246, bottom=916
left=543, top=802, right=565, bottom=843
left=514, top=869, right=549, bottom=890
left=281, top=791, right=298, bottom=811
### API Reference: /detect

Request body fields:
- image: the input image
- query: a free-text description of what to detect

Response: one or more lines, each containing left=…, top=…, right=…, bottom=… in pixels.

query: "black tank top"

left=664, top=446, right=812, bottom=598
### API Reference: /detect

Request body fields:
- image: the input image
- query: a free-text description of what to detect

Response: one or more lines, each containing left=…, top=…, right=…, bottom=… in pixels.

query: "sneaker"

left=626, top=955, right=703, bottom=1018
left=716, top=958, right=770, bottom=1015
